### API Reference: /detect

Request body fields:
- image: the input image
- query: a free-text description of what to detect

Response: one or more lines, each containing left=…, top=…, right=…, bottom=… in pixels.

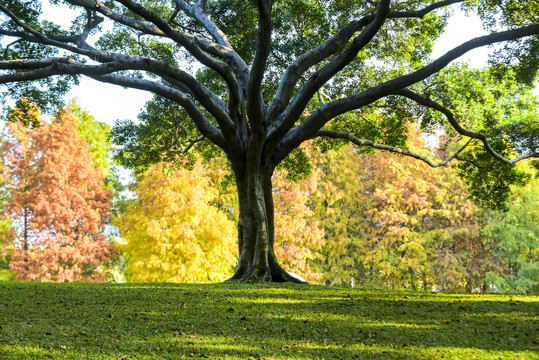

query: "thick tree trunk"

left=228, top=165, right=306, bottom=283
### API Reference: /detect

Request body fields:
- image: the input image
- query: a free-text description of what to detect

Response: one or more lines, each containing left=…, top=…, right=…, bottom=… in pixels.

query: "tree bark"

left=228, top=164, right=306, bottom=283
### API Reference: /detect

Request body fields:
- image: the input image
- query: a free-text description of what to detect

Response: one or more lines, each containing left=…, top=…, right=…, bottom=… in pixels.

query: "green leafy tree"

left=482, top=178, right=539, bottom=293
left=0, top=157, right=15, bottom=280
left=1, top=1, right=538, bottom=282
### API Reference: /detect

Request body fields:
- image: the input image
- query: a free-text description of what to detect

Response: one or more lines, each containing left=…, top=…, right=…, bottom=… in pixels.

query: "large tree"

left=0, top=0, right=538, bottom=282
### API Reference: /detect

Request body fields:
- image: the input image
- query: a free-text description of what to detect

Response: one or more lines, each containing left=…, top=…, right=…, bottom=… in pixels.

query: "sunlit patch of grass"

left=0, top=281, right=537, bottom=359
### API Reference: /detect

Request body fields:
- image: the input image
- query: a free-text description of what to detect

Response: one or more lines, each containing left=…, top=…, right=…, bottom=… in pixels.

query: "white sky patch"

left=431, top=9, right=491, bottom=67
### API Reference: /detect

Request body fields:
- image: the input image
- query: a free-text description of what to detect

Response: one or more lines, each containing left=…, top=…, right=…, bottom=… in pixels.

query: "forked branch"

left=266, top=0, right=391, bottom=151
left=394, top=89, right=539, bottom=165
left=275, top=23, right=539, bottom=160
left=315, top=129, right=473, bottom=168
left=267, top=0, right=465, bottom=122
left=174, top=0, right=249, bottom=86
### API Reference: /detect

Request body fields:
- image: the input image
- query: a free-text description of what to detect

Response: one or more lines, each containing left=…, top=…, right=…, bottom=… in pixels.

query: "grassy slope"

left=0, top=282, right=537, bottom=359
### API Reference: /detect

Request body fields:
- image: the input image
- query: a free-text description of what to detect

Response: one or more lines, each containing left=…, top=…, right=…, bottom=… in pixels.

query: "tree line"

left=1, top=100, right=536, bottom=293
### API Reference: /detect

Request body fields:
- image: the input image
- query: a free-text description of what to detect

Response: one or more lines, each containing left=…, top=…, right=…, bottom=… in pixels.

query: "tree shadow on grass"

left=0, top=282, right=537, bottom=359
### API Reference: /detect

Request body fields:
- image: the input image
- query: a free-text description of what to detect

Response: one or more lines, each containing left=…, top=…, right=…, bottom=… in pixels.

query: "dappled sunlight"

left=0, top=282, right=537, bottom=359
left=231, top=296, right=319, bottom=305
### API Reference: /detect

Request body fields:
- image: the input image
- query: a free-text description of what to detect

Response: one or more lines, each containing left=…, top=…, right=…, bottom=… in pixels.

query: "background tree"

left=358, top=129, right=436, bottom=290
left=0, top=1, right=537, bottom=282
left=0, top=153, right=15, bottom=281
left=310, top=126, right=496, bottom=290
left=271, top=168, right=325, bottom=283
left=1, top=101, right=115, bottom=282
left=308, top=144, right=368, bottom=286
left=419, top=158, right=493, bottom=292
left=116, top=162, right=237, bottom=283
left=482, top=178, right=539, bottom=293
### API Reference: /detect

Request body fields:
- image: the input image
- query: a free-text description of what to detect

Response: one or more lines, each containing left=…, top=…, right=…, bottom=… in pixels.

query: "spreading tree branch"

left=388, top=0, right=463, bottom=19
left=115, top=1, right=236, bottom=81
left=315, top=129, right=473, bottom=167
left=266, top=0, right=391, bottom=151
left=64, top=0, right=165, bottom=36
left=173, top=0, right=249, bottom=88
left=0, top=56, right=233, bottom=131
left=60, top=0, right=241, bottom=114
left=0, top=60, right=222, bottom=150
left=394, top=89, right=539, bottom=164
left=88, top=73, right=226, bottom=151
left=0, top=0, right=246, bottom=158
left=115, top=0, right=243, bottom=137
left=274, top=23, right=539, bottom=162
left=267, top=0, right=464, bottom=123
left=175, top=0, right=248, bottom=79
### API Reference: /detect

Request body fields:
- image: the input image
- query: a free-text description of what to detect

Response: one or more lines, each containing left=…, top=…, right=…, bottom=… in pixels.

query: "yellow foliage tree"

left=115, top=163, right=237, bottom=283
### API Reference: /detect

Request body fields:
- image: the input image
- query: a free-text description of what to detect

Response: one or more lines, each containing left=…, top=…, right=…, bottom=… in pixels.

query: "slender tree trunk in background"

left=230, top=164, right=304, bottom=283
left=22, top=207, right=28, bottom=252
left=422, top=274, right=429, bottom=292
left=410, top=271, right=417, bottom=291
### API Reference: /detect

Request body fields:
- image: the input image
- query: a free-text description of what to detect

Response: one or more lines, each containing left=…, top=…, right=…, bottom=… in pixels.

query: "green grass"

left=0, top=282, right=537, bottom=359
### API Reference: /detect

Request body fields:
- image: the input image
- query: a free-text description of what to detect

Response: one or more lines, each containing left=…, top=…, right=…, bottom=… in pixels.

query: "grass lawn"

left=0, top=282, right=537, bottom=359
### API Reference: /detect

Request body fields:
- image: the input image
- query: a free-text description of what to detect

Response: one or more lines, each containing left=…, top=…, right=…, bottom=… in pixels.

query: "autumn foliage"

left=116, top=162, right=238, bottom=283
left=115, top=124, right=518, bottom=289
left=1, top=99, right=531, bottom=290
left=272, top=170, right=325, bottom=283
left=1, top=99, right=115, bottom=282
left=309, top=125, right=499, bottom=290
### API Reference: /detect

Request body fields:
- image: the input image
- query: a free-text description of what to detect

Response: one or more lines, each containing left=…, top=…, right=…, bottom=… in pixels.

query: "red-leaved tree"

left=1, top=99, right=115, bottom=282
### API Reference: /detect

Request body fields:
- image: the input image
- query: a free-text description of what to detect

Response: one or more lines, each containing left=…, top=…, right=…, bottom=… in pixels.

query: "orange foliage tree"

left=311, top=125, right=492, bottom=290
left=272, top=170, right=324, bottom=283
left=1, top=99, right=115, bottom=282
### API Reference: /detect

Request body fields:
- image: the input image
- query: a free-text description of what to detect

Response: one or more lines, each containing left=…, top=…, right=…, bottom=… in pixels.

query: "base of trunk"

left=231, top=166, right=307, bottom=284
left=227, top=261, right=308, bottom=284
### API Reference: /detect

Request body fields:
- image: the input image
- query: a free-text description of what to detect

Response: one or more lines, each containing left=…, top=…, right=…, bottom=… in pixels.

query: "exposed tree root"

left=227, top=262, right=308, bottom=284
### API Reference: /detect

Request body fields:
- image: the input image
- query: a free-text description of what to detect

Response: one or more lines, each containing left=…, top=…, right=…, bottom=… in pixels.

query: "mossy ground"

left=0, top=282, right=537, bottom=359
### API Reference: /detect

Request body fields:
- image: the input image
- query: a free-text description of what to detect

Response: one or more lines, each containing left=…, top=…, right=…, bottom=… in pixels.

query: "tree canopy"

left=0, top=0, right=538, bottom=282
